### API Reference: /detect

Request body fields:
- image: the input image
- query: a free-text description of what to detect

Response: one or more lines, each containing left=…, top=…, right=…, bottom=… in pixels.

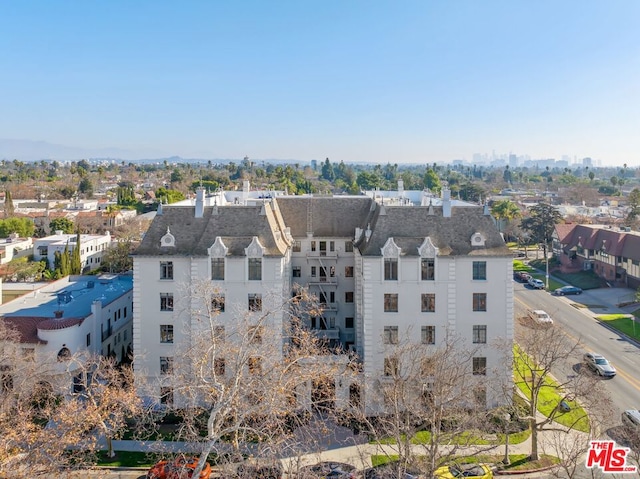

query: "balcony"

left=312, top=328, right=340, bottom=340
left=319, top=302, right=338, bottom=312
left=309, top=277, right=338, bottom=286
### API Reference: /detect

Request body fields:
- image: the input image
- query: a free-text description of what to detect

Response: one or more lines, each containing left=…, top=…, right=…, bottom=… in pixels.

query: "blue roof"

left=2, top=275, right=133, bottom=319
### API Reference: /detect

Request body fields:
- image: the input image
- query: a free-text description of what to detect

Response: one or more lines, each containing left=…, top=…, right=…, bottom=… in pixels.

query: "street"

left=515, top=283, right=640, bottom=423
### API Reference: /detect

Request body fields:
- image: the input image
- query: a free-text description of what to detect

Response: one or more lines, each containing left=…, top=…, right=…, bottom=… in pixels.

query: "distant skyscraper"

left=582, top=157, right=593, bottom=167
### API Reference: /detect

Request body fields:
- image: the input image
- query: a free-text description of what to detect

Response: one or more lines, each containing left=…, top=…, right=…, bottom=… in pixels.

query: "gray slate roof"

left=356, top=205, right=510, bottom=256
left=276, top=196, right=374, bottom=238
left=134, top=203, right=289, bottom=257
left=135, top=197, right=508, bottom=258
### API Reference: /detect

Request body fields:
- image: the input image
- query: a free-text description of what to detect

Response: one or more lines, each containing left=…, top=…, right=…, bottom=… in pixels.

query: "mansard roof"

left=276, top=196, right=374, bottom=238
left=134, top=203, right=289, bottom=257
left=356, top=205, right=509, bottom=256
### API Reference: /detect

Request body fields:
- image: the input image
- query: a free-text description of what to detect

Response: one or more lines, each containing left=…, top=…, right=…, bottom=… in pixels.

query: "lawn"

left=514, top=346, right=590, bottom=433
left=97, top=450, right=156, bottom=467
left=596, top=314, right=640, bottom=342
left=370, top=453, right=560, bottom=472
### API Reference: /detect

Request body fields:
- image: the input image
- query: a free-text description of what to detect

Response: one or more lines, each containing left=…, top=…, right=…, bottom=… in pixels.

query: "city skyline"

left=1, top=1, right=639, bottom=166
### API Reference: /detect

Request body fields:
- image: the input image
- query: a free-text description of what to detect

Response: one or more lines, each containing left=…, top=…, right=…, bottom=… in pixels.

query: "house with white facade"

left=0, top=274, right=133, bottom=392
left=0, top=233, right=33, bottom=265
left=132, top=188, right=513, bottom=414
left=33, top=231, right=112, bottom=272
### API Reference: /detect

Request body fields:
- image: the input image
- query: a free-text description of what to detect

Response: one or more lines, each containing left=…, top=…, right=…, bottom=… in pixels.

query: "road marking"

left=515, top=296, right=640, bottom=391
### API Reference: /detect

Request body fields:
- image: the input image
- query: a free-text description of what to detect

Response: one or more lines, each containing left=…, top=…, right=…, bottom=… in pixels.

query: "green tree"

left=70, top=230, right=82, bottom=274
left=54, top=243, right=71, bottom=278
left=3, top=190, right=14, bottom=218
left=321, top=158, right=335, bottom=181
left=491, top=200, right=521, bottom=233
left=627, top=188, right=640, bottom=223
left=49, top=218, right=75, bottom=234
left=0, top=217, right=35, bottom=238
left=102, top=239, right=134, bottom=273
left=520, top=202, right=563, bottom=288
left=78, top=177, right=94, bottom=198
left=155, top=188, right=185, bottom=204
left=423, top=168, right=441, bottom=193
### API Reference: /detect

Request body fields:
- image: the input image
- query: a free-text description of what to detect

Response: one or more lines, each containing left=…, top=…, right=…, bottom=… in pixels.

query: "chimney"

left=195, top=187, right=205, bottom=218
left=442, top=187, right=451, bottom=218
left=55, top=230, right=63, bottom=236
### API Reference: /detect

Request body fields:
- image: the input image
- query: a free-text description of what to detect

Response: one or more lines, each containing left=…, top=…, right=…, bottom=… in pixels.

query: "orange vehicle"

left=147, top=455, right=212, bottom=479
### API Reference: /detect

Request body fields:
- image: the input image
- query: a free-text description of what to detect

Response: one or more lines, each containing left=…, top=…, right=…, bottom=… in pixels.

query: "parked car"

left=583, top=352, right=616, bottom=378
left=622, top=409, right=640, bottom=431
left=235, top=462, right=283, bottom=479
left=553, top=285, right=583, bottom=296
left=433, top=464, right=493, bottom=479
left=513, top=271, right=531, bottom=282
left=528, top=277, right=545, bottom=289
left=297, top=461, right=358, bottom=478
left=147, top=456, right=212, bottom=479
left=529, top=310, right=553, bottom=325
left=364, top=462, right=425, bottom=478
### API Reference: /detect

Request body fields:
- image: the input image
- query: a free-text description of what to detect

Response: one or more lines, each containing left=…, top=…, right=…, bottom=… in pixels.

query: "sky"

left=1, top=1, right=639, bottom=166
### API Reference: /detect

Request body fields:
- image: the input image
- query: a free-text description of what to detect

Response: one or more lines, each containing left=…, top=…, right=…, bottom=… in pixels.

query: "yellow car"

left=434, top=464, right=493, bottom=479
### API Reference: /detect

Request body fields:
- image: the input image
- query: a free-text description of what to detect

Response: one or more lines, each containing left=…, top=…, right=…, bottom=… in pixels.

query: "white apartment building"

left=33, top=230, right=112, bottom=272
left=0, top=233, right=33, bottom=265
left=133, top=188, right=513, bottom=414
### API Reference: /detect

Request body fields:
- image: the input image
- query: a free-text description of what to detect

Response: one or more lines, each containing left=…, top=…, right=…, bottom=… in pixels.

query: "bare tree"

left=339, top=328, right=498, bottom=477
left=514, top=318, right=611, bottom=462
left=153, top=280, right=355, bottom=478
left=0, top=322, right=142, bottom=477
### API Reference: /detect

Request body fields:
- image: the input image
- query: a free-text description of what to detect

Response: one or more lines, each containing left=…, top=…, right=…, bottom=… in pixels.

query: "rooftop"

left=0, top=274, right=133, bottom=320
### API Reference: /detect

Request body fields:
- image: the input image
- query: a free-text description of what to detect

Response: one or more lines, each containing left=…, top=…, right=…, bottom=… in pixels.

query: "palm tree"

left=491, top=200, right=521, bottom=234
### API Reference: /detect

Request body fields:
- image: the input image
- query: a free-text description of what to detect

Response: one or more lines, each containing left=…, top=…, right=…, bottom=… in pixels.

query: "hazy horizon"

left=1, top=1, right=639, bottom=166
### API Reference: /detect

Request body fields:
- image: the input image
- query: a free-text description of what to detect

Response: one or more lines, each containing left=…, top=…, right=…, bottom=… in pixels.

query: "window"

left=473, top=357, right=487, bottom=375
left=383, top=326, right=399, bottom=344
left=473, top=325, right=487, bottom=344
left=345, top=241, right=353, bottom=253
left=384, top=356, right=399, bottom=377
left=421, top=293, right=435, bottom=312
left=421, top=325, right=435, bottom=344
left=421, top=357, right=435, bottom=377
left=349, top=383, right=361, bottom=409
left=345, top=292, right=354, bottom=303
left=86, top=333, right=91, bottom=347
left=344, top=266, right=354, bottom=278
left=472, top=261, right=487, bottom=280
left=160, top=325, right=174, bottom=343
left=160, top=387, right=174, bottom=405
left=160, top=356, right=173, bottom=375
left=311, top=266, right=317, bottom=277
left=214, top=325, right=225, bottom=343
left=248, top=357, right=262, bottom=375
left=319, top=241, right=327, bottom=256
left=473, top=293, right=487, bottom=312
left=248, top=293, right=262, bottom=312
left=292, top=266, right=301, bottom=277
left=211, top=258, right=225, bottom=280
left=160, top=293, right=174, bottom=311
left=384, top=258, right=398, bottom=280
left=248, top=258, right=262, bottom=280
left=160, top=261, right=174, bottom=280
left=474, top=386, right=487, bottom=406
left=384, top=293, right=398, bottom=312
left=211, top=295, right=225, bottom=313
left=421, top=258, right=435, bottom=280
left=330, top=241, right=335, bottom=252
left=345, top=317, right=354, bottom=329
left=311, top=241, right=316, bottom=252
left=1, top=366, right=12, bottom=392
left=214, top=358, right=225, bottom=376
left=292, top=241, right=301, bottom=252
left=249, top=326, right=263, bottom=344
